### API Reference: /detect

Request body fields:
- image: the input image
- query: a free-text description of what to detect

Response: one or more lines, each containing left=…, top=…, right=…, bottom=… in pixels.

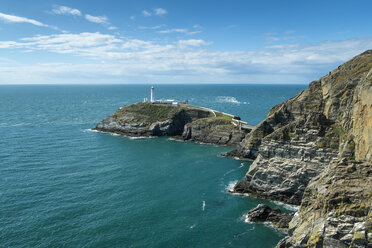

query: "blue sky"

left=0, top=0, right=371, bottom=84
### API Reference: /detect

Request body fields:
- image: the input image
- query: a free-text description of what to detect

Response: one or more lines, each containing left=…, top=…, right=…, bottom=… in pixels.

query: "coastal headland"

left=95, top=50, right=371, bottom=247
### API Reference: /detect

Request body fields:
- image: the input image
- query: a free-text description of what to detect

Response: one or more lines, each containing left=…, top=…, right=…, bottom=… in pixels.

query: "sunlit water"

left=0, top=84, right=306, bottom=247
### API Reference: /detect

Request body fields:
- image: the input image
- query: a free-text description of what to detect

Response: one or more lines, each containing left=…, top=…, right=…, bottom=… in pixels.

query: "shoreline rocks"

left=246, top=204, right=294, bottom=229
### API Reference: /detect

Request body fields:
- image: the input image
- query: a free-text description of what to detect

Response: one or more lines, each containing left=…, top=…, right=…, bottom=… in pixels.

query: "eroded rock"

left=246, top=204, right=294, bottom=229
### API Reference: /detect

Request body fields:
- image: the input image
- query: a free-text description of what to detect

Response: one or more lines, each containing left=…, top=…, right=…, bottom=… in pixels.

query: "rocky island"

left=94, top=102, right=251, bottom=145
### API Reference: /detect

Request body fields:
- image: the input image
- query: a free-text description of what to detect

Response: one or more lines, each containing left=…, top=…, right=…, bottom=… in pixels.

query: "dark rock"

left=247, top=204, right=294, bottom=229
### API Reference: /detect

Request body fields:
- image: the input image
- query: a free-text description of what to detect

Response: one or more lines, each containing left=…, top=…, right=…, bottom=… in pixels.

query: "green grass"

left=332, top=53, right=372, bottom=82
left=215, top=112, right=233, bottom=121
left=113, top=102, right=183, bottom=123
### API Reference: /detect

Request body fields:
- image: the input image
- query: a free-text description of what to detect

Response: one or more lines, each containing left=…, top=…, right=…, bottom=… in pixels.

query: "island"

left=93, top=101, right=253, bottom=146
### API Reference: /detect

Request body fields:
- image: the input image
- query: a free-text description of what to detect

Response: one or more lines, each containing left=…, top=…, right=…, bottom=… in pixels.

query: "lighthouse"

left=150, top=86, right=155, bottom=102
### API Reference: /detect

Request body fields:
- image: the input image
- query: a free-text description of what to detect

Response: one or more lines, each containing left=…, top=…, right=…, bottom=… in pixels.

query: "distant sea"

left=0, top=84, right=306, bottom=248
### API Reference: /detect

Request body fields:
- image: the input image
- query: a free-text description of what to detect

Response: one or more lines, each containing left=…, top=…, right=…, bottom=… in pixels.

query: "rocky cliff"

left=94, top=102, right=249, bottom=145
left=232, top=50, right=371, bottom=247
left=233, top=50, right=372, bottom=204
left=278, top=159, right=371, bottom=247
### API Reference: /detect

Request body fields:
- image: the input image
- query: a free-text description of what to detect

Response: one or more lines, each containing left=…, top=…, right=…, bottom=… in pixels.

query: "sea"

left=0, top=84, right=306, bottom=248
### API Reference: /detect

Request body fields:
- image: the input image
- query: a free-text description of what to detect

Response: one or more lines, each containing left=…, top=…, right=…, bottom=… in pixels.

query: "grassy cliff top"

left=112, top=102, right=185, bottom=123
left=109, top=102, right=235, bottom=125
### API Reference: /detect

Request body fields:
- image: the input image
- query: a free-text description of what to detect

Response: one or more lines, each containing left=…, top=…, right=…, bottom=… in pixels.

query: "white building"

left=150, top=86, right=155, bottom=102
left=144, top=86, right=187, bottom=105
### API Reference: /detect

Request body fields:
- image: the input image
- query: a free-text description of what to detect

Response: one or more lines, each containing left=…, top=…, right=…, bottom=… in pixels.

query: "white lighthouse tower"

left=150, top=86, right=155, bottom=102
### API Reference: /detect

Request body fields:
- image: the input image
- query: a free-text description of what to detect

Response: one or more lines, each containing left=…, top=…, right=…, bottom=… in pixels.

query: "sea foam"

left=216, top=96, right=241, bottom=104
left=225, top=180, right=238, bottom=192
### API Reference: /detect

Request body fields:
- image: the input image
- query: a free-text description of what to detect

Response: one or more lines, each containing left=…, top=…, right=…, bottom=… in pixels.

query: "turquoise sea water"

left=0, top=85, right=306, bottom=248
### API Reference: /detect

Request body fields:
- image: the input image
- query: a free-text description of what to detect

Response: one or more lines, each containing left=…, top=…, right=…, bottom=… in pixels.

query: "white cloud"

left=130, top=15, right=135, bottom=20
left=264, top=31, right=304, bottom=43
left=139, top=24, right=166, bottom=30
left=0, top=12, right=48, bottom=27
left=85, top=14, right=109, bottom=24
left=158, top=28, right=201, bottom=35
left=52, top=5, right=81, bottom=16
left=0, top=33, right=371, bottom=84
left=108, top=26, right=117, bottom=30
left=142, top=10, right=151, bottom=17
left=154, top=8, right=167, bottom=16
left=178, top=39, right=211, bottom=47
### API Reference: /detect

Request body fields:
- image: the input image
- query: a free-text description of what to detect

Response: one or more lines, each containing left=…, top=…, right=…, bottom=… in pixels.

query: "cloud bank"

left=0, top=31, right=371, bottom=84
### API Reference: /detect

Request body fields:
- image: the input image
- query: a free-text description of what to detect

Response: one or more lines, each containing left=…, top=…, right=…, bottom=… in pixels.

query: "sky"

left=0, top=0, right=371, bottom=84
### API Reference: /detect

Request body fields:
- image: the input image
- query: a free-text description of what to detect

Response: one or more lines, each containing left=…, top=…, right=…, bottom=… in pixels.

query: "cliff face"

left=278, top=160, right=372, bottom=247
left=233, top=50, right=372, bottom=205
left=94, top=102, right=248, bottom=145
left=231, top=50, right=371, bottom=247
left=182, top=117, right=246, bottom=145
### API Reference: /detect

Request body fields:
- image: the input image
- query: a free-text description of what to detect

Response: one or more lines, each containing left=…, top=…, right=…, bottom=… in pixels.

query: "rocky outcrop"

left=233, top=111, right=340, bottom=204
left=95, top=102, right=212, bottom=137
left=277, top=160, right=372, bottom=248
left=94, top=102, right=248, bottom=145
left=181, top=117, right=246, bottom=145
left=232, top=50, right=372, bottom=206
left=246, top=204, right=294, bottom=229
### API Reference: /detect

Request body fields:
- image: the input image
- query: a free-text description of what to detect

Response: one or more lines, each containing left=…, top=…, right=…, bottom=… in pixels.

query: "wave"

left=84, top=129, right=157, bottom=139
left=0, top=122, right=37, bottom=127
left=216, top=96, right=240, bottom=104
left=241, top=214, right=284, bottom=233
left=216, top=96, right=250, bottom=105
left=129, top=136, right=156, bottom=139
left=273, top=201, right=299, bottom=212
left=82, top=128, right=119, bottom=136
left=241, top=213, right=253, bottom=224
left=82, top=128, right=99, bottom=133
left=225, top=180, right=238, bottom=192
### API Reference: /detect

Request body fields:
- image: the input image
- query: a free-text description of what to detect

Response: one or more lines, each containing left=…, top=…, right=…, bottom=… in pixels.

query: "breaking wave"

left=216, top=96, right=250, bottom=104
left=225, top=180, right=238, bottom=192
left=216, top=96, right=240, bottom=104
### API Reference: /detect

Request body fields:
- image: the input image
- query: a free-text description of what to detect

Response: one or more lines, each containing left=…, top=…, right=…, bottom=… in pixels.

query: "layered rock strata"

left=181, top=117, right=246, bottom=145
left=233, top=50, right=372, bottom=206
left=277, top=160, right=372, bottom=247
left=232, top=50, right=371, bottom=247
